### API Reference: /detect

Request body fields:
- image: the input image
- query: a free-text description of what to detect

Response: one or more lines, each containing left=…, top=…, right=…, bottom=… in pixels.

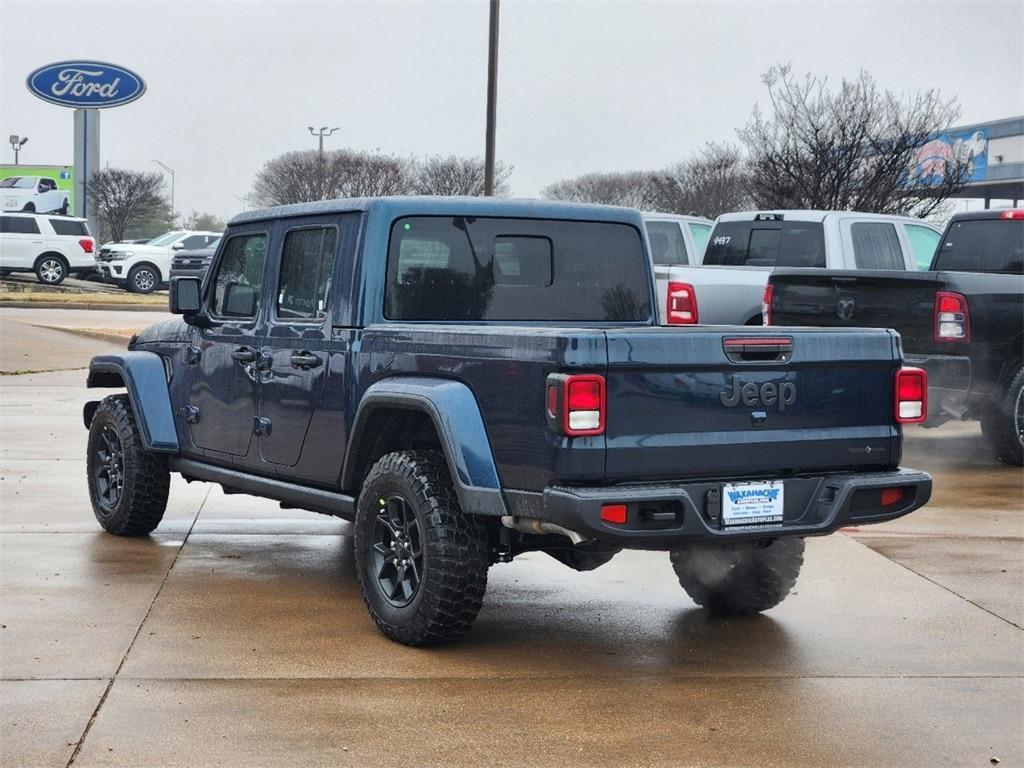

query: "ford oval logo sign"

left=26, top=61, right=146, bottom=109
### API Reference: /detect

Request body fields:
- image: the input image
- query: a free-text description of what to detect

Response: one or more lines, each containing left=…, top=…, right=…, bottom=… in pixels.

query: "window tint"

left=210, top=233, right=267, bottom=318
left=932, top=219, right=1024, bottom=274
left=49, top=218, right=89, bottom=236
left=688, top=223, right=711, bottom=260
left=851, top=222, right=906, bottom=270
left=276, top=227, right=338, bottom=320
left=181, top=235, right=210, bottom=250
left=645, top=221, right=688, bottom=266
left=385, top=216, right=650, bottom=322
left=1, top=216, right=40, bottom=234
left=703, top=221, right=825, bottom=267
left=904, top=225, right=941, bottom=270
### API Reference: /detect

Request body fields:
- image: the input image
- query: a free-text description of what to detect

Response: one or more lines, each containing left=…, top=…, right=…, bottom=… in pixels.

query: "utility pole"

left=9, top=135, right=28, bottom=165
left=484, top=0, right=500, bottom=196
left=308, top=126, right=340, bottom=199
left=151, top=159, right=175, bottom=224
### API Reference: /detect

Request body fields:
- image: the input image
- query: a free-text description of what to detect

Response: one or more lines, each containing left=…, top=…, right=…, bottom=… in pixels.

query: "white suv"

left=95, top=230, right=221, bottom=293
left=0, top=213, right=96, bottom=285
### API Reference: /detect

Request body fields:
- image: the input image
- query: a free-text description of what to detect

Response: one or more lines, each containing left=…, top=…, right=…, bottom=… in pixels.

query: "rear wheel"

left=981, top=367, right=1024, bottom=466
left=670, top=538, right=804, bottom=615
left=22, top=202, right=35, bottom=213
left=128, top=264, right=158, bottom=293
left=354, top=450, right=490, bottom=646
left=35, top=255, right=68, bottom=285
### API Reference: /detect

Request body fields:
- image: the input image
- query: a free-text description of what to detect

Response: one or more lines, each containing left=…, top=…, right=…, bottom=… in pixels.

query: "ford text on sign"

left=26, top=61, right=146, bottom=109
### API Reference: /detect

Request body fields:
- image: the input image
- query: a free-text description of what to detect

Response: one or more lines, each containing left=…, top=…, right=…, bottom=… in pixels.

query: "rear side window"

left=49, top=218, right=89, bottom=236
left=276, top=227, right=337, bottom=320
left=385, top=216, right=650, bottom=322
left=851, top=222, right=905, bottom=270
left=932, top=219, right=1024, bottom=274
left=703, top=221, right=825, bottom=267
left=210, top=233, right=268, bottom=318
left=688, top=222, right=711, bottom=259
left=905, top=225, right=941, bottom=270
left=1, top=216, right=40, bottom=234
left=645, top=221, right=688, bottom=266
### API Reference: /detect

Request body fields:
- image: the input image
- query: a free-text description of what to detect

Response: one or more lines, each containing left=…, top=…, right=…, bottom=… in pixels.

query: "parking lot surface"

left=1, top=308, right=1021, bottom=767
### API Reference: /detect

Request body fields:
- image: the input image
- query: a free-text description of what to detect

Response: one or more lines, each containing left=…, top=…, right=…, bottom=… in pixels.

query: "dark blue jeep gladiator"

left=83, top=197, right=932, bottom=645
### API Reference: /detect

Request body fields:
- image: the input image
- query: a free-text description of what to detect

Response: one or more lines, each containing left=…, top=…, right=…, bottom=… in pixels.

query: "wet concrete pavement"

left=1, top=310, right=1021, bottom=767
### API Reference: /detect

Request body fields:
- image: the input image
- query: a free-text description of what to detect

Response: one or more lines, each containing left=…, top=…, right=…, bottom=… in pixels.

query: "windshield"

left=146, top=231, right=187, bottom=246
left=0, top=177, right=36, bottom=189
left=385, top=216, right=651, bottom=322
left=932, top=219, right=1024, bottom=274
left=703, top=220, right=826, bottom=268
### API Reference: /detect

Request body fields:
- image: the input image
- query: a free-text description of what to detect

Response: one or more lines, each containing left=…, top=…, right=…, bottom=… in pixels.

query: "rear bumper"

left=528, top=468, right=931, bottom=547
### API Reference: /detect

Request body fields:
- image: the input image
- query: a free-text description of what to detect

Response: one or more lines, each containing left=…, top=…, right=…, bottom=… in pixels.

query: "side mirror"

left=170, top=276, right=202, bottom=317
left=172, top=241, right=186, bottom=250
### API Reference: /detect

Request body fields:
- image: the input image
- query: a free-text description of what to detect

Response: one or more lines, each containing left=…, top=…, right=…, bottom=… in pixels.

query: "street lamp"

left=484, top=0, right=500, bottom=195
left=9, top=135, right=28, bottom=165
left=308, top=126, right=340, bottom=160
left=151, top=160, right=175, bottom=224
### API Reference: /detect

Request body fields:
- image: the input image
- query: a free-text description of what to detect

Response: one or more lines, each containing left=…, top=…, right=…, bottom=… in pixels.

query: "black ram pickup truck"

left=83, top=197, right=932, bottom=646
left=767, top=209, right=1024, bottom=465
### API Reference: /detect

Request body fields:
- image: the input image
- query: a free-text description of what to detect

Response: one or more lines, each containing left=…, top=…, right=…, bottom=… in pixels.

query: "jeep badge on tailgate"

left=720, top=377, right=797, bottom=412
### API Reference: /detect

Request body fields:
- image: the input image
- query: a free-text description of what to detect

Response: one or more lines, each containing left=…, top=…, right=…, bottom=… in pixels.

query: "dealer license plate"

left=722, top=481, right=784, bottom=526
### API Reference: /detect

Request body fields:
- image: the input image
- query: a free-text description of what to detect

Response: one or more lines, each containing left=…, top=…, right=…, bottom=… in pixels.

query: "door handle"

left=231, top=346, right=257, bottom=363
left=290, top=351, right=323, bottom=369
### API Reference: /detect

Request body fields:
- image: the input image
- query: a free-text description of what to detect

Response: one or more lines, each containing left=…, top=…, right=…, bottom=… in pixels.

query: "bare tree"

left=86, top=168, right=166, bottom=243
left=181, top=210, right=226, bottom=231
left=542, top=170, right=658, bottom=208
left=739, top=64, right=966, bottom=217
left=412, top=155, right=511, bottom=196
left=649, top=143, right=751, bottom=217
left=250, top=149, right=412, bottom=206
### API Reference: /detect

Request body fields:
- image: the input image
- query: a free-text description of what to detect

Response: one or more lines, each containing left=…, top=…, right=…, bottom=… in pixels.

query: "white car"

left=0, top=176, right=71, bottom=215
left=95, top=230, right=222, bottom=293
left=0, top=212, right=96, bottom=285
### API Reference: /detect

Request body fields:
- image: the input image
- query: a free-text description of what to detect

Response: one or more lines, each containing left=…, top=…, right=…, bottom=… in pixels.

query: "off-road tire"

left=670, top=537, right=804, bottom=615
left=354, top=450, right=490, bottom=646
left=59, top=199, right=69, bottom=215
left=981, top=367, right=1024, bottom=466
left=86, top=395, right=170, bottom=536
left=35, top=254, right=68, bottom=285
left=127, top=264, right=159, bottom=294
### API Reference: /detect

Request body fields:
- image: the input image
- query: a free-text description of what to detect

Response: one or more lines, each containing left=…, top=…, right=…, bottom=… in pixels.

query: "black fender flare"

left=343, top=377, right=507, bottom=516
left=84, top=352, right=179, bottom=452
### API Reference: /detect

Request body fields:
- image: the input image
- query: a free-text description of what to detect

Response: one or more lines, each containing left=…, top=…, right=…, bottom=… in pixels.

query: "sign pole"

left=73, top=108, right=100, bottom=234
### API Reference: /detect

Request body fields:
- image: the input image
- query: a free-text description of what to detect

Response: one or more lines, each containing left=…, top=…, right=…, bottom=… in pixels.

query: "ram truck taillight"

left=934, top=291, right=970, bottom=342
left=79, top=238, right=94, bottom=253
left=667, top=281, right=698, bottom=324
left=895, top=367, right=927, bottom=424
left=545, top=374, right=606, bottom=436
left=999, top=210, right=1024, bottom=220
left=761, top=283, right=774, bottom=326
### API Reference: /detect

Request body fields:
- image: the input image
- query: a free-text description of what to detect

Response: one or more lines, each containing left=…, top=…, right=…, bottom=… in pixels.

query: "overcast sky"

left=2, top=0, right=1021, bottom=219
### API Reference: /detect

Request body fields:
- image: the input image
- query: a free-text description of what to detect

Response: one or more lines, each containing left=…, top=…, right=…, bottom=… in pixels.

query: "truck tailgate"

left=604, top=327, right=900, bottom=480
left=769, top=269, right=941, bottom=350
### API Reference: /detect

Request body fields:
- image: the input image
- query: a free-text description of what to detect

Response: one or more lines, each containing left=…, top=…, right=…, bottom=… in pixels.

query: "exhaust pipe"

left=501, top=515, right=589, bottom=545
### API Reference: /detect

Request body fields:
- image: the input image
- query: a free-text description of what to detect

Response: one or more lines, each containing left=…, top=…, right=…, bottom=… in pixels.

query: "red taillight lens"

left=762, top=283, right=774, bottom=326
left=895, top=367, right=927, bottom=424
left=79, top=238, right=94, bottom=253
left=880, top=487, right=905, bottom=506
left=546, top=374, right=606, bottom=436
left=934, top=291, right=970, bottom=342
left=600, top=504, right=628, bottom=524
left=667, top=281, right=698, bottom=324
left=999, top=210, right=1024, bottom=220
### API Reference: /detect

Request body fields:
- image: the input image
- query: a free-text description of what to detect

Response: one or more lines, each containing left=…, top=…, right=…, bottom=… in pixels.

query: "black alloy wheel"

left=371, top=494, right=425, bottom=607
left=92, top=424, right=125, bottom=513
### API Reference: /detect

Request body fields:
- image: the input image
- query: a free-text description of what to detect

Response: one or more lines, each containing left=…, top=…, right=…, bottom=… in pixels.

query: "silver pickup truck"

left=653, top=210, right=942, bottom=326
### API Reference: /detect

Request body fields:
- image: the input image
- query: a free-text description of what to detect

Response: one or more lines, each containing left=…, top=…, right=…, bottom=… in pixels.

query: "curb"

left=0, top=301, right=166, bottom=312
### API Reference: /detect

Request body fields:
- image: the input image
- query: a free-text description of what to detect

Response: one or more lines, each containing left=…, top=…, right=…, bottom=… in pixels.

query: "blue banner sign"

left=911, top=127, right=989, bottom=186
left=26, top=61, right=146, bottom=109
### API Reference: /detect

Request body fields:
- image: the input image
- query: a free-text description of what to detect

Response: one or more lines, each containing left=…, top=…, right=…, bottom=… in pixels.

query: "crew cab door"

left=187, top=226, right=270, bottom=457
left=256, top=219, right=341, bottom=468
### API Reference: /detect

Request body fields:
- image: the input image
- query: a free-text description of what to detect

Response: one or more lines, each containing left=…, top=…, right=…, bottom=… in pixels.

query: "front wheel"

left=59, top=199, right=69, bottom=215
left=354, top=450, right=490, bottom=646
left=127, top=264, right=158, bottom=294
left=670, top=538, right=804, bottom=615
left=35, top=255, right=68, bottom=285
left=981, top=368, right=1024, bottom=466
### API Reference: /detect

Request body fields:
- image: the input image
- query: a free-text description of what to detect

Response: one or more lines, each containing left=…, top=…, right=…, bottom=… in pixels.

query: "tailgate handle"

left=723, top=337, right=793, bottom=364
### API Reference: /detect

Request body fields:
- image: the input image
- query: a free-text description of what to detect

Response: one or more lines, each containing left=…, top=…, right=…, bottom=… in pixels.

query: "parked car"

left=83, top=196, right=932, bottom=646
left=0, top=212, right=95, bottom=285
left=642, top=212, right=714, bottom=324
left=0, top=175, right=70, bottom=215
left=766, top=208, right=1023, bottom=464
left=95, top=230, right=221, bottom=293
left=660, top=211, right=942, bottom=326
left=169, top=241, right=220, bottom=281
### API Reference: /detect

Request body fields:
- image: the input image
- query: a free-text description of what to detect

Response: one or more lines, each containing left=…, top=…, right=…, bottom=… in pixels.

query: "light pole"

left=9, top=135, right=28, bottom=165
left=484, top=0, right=500, bottom=196
left=308, top=126, right=339, bottom=198
left=151, top=159, right=175, bottom=223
